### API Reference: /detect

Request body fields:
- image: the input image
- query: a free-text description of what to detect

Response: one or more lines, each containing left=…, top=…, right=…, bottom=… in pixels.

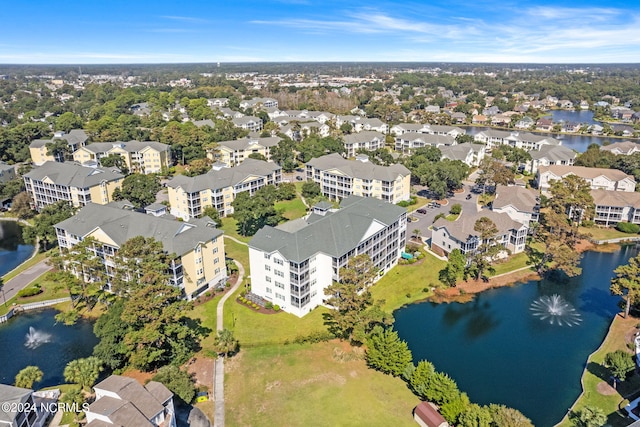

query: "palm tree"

left=413, top=229, right=422, bottom=242
left=15, top=366, right=43, bottom=389
left=60, top=388, right=85, bottom=423
left=214, top=328, right=239, bottom=357
left=64, top=357, right=103, bottom=392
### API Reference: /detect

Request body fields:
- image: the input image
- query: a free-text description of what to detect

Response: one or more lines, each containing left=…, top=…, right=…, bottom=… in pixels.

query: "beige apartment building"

left=305, top=153, right=411, bottom=204
left=167, top=158, right=282, bottom=220
left=73, top=140, right=171, bottom=174
left=29, top=129, right=89, bottom=165
left=23, top=161, right=124, bottom=210
left=54, top=202, right=227, bottom=299
left=208, top=136, right=282, bottom=167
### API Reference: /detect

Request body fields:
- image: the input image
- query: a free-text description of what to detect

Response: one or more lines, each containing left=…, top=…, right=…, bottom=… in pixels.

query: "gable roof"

left=24, top=161, right=124, bottom=187
left=591, top=189, right=640, bottom=207
left=0, top=384, right=33, bottom=423
left=493, top=185, right=538, bottom=212
left=433, top=210, right=525, bottom=243
left=54, top=202, right=222, bottom=255
left=538, top=165, right=634, bottom=182
left=343, top=130, right=384, bottom=144
left=306, top=153, right=410, bottom=181
left=600, top=140, right=640, bottom=155
left=249, top=196, right=405, bottom=262
left=218, top=136, right=282, bottom=151
left=167, top=158, right=280, bottom=193
left=530, top=145, right=576, bottom=162
left=81, top=140, right=170, bottom=155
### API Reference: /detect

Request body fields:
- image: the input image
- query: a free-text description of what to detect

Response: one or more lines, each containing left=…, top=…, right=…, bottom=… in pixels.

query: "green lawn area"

left=218, top=217, right=251, bottom=244
left=0, top=272, right=70, bottom=316
left=223, top=238, right=249, bottom=273
left=580, top=226, right=638, bottom=242
left=491, top=252, right=533, bottom=276
left=276, top=197, right=308, bottom=221
left=225, top=341, right=419, bottom=427
left=557, top=315, right=640, bottom=427
left=406, top=196, right=430, bottom=212
left=445, top=213, right=459, bottom=221
left=371, top=253, right=447, bottom=312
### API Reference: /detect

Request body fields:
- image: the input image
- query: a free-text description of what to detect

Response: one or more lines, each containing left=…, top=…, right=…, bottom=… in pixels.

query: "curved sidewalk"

left=213, top=259, right=245, bottom=427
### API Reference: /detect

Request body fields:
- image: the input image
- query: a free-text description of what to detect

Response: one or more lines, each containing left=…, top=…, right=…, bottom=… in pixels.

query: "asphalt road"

left=408, top=181, right=481, bottom=244
left=2, top=259, right=52, bottom=302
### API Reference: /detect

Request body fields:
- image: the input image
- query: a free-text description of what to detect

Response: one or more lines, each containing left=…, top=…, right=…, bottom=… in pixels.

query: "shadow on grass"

left=587, top=361, right=612, bottom=383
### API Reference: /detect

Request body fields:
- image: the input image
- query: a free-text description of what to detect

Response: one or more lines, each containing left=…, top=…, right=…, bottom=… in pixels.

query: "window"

left=196, top=257, right=202, bottom=264
left=266, top=276, right=272, bottom=282
left=264, top=253, right=271, bottom=260
left=215, top=268, right=220, bottom=274
left=275, top=281, right=284, bottom=289
left=214, top=257, right=219, bottom=264
left=265, top=265, right=271, bottom=271
left=274, top=258, right=284, bottom=265
left=213, top=247, right=218, bottom=254
left=275, top=270, right=284, bottom=278
left=266, top=287, right=272, bottom=294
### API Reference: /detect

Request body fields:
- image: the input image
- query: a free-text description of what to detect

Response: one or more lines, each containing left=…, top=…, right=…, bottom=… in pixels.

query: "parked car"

left=296, top=176, right=304, bottom=181
left=466, top=194, right=472, bottom=200
left=417, top=208, right=427, bottom=214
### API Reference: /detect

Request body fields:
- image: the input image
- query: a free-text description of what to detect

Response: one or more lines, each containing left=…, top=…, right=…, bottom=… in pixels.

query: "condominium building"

left=167, top=159, right=282, bottom=220
left=394, top=132, right=456, bottom=154
left=29, top=129, right=89, bottom=165
left=249, top=196, right=407, bottom=317
left=343, top=131, right=385, bottom=158
left=209, top=136, right=282, bottom=166
left=231, top=116, right=263, bottom=132
left=492, top=185, right=540, bottom=227
left=72, top=140, right=171, bottom=174
left=473, top=130, right=560, bottom=151
left=54, top=202, right=226, bottom=299
left=305, top=153, right=411, bottom=204
left=431, top=210, right=528, bottom=257
left=527, top=145, right=576, bottom=174
left=23, top=162, right=124, bottom=210
left=86, top=375, right=176, bottom=427
left=591, top=189, right=640, bottom=226
left=536, top=165, right=636, bottom=194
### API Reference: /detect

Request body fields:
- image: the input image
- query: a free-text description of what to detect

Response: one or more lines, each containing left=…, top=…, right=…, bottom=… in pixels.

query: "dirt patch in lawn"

left=596, top=381, right=617, bottom=396
left=186, top=357, right=215, bottom=391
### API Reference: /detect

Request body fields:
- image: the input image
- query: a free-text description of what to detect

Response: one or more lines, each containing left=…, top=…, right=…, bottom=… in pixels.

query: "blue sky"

left=1, top=0, right=639, bottom=64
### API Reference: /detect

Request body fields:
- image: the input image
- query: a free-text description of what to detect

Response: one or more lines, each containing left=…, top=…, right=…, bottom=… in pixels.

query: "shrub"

left=433, top=213, right=446, bottom=223
left=450, top=203, right=462, bottom=215
left=17, top=284, right=42, bottom=298
left=252, top=303, right=259, bottom=309
left=265, top=301, right=273, bottom=310
left=397, top=200, right=411, bottom=207
left=273, top=305, right=280, bottom=312
left=205, top=292, right=211, bottom=297
left=617, top=222, right=640, bottom=234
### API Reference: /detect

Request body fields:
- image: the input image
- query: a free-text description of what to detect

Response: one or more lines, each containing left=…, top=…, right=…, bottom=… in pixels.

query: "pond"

left=549, top=110, right=597, bottom=125
left=394, top=246, right=638, bottom=427
left=0, top=220, right=34, bottom=276
left=0, top=309, right=98, bottom=388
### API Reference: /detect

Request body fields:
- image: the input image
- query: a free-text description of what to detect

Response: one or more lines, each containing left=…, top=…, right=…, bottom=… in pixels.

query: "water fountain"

left=530, top=294, right=582, bottom=327
left=24, top=326, right=52, bottom=349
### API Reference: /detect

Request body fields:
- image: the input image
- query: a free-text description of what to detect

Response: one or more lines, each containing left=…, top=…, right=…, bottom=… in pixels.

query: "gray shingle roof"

left=219, top=136, right=282, bottom=151
left=82, top=140, right=170, bottom=154
left=343, top=131, right=384, bottom=145
left=591, top=189, right=640, bottom=207
left=29, top=129, right=88, bottom=148
left=538, top=165, right=634, bottom=182
left=530, top=145, right=576, bottom=162
left=249, top=195, right=405, bottom=262
left=0, top=384, right=32, bottom=423
left=306, top=153, right=410, bottom=181
left=24, top=161, right=124, bottom=188
left=54, top=202, right=222, bottom=255
left=493, top=185, right=539, bottom=212
left=433, top=210, right=525, bottom=242
left=166, top=158, right=281, bottom=193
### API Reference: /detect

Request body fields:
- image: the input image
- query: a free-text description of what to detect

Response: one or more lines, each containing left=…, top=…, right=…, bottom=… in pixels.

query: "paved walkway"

left=213, top=259, right=245, bottom=427
left=2, top=259, right=51, bottom=301
left=223, top=235, right=248, bottom=247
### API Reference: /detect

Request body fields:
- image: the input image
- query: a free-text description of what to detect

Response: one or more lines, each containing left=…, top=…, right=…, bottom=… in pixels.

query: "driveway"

left=2, top=259, right=52, bottom=301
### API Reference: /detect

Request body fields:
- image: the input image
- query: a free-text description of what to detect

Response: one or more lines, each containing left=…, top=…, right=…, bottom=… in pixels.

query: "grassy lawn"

left=407, top=196, right=430, bottom=212
left=189, top=293, right=224, bottom=352
left=557, top=314, right=640, bottom=427
left=491, top=252, right=533, bottom=276
left=580, top=226, right=637, bottom=242
left=276, top=197, right=308, bottom=220
left=445, top=213, right=459, bottom=221
left=225, top=341, right=419, bottom=427
left=0, top=272, right=70, bottom=316
left=224, top=290, right=328, bottom=347
left=223, top=238, right=249, bottom=274
left=218, top=217, right=251, bottom=244
left=372, top=253, right=447, bottom=312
